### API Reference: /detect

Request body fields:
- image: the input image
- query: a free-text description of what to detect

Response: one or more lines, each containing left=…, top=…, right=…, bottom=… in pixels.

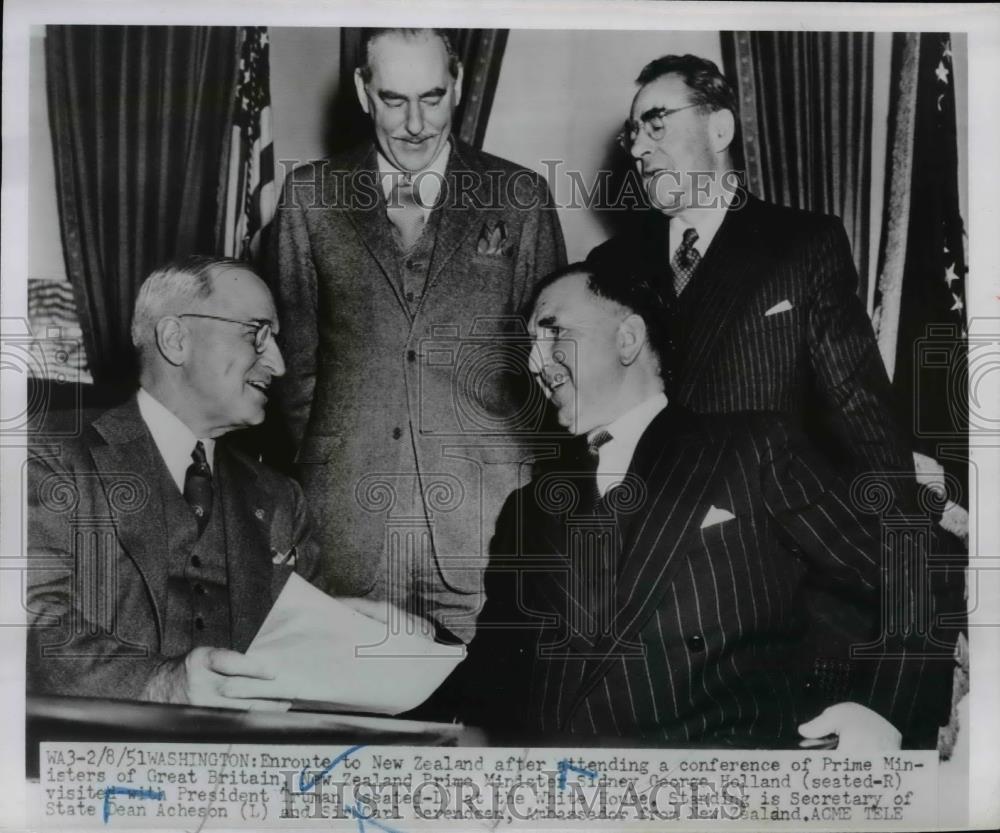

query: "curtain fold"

left=46, top=26, right=239, bottom=384
left=725, top=31, right=874, bottom=293
left=337, top=28, right=508, bottom=151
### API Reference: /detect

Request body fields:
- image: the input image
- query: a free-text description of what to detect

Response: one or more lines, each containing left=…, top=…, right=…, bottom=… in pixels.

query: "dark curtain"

left=330, top=28, right=508, bottom=153
left=45, top=26, right=240, bottom=384
left=723, top=31, right=874, bottom=292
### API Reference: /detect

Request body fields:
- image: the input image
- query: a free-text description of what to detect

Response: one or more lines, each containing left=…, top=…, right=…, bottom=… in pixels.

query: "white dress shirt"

left=136, top=388, right=215, bottom=493
left=669, top=200, right=730, bottom=264
left=588, top=392, right=668, bottom=497
left=378, top=142, right=451, bottom=221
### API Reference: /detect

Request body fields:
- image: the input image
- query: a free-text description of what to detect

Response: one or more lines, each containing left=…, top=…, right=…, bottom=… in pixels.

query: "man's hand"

left=798, top=702, right=902, bottom=751
left=143, top=647, right=290, bottom=711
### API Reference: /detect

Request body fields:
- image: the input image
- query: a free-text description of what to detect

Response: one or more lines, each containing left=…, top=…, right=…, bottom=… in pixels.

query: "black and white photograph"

left=1, top=0, right=998, bottom=829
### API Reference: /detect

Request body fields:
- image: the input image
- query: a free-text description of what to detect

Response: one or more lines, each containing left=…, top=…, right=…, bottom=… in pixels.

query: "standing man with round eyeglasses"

left=590, top=53, right=911, bottom=487
left=587, top=55, right=955, bottom=748
left=26, top=256, right=323, bottom=709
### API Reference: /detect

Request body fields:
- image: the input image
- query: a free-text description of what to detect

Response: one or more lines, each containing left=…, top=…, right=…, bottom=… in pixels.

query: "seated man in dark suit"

left=26, top=256, right=322, bottom=709
left=449, top=262, right=948, bottom=749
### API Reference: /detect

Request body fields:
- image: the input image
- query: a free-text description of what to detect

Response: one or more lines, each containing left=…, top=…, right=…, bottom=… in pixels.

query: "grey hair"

left=357, top=28, right=461, bottom=84
left=130, top=255, right=249, bottom=359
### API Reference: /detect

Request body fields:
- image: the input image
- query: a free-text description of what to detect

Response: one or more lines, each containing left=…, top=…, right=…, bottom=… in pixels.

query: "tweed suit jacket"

left=266, top=138, right=566, bottom=628
left=586, top=195, right=913, bottom=480
left=457, top=408, right=941, bottom=747
left=25, top=397, right=322, bottom=700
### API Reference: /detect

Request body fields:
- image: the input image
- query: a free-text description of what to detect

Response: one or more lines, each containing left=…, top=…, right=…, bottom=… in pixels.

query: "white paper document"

left=247, top=574, right=465, bottom=714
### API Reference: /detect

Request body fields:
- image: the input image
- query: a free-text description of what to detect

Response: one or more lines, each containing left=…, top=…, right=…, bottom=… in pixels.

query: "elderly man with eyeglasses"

left=586, top=55, right=954, bottom=748
left=26, top=256, right=325, bottom=709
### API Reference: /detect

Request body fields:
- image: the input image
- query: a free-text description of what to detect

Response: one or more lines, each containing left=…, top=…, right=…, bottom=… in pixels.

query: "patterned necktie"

left=387, top=179, right=426, bottom=251
left=183, top=441, right=213, bottom=536
left=671, top=226, right=701, bottom=296
left=587, top=429, right=614, bottom=509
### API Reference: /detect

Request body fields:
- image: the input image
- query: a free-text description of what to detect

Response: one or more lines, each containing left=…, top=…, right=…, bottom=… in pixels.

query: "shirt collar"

left=378, top=141, right=451, bottom=217
left=669, top=189, right=732, bottom=259
left=137, top=388, right=215, bottom=493
left=587, top=392, right=668, bottom=497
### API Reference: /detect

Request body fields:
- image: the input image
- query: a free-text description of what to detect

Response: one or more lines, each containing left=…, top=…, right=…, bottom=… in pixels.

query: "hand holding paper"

left=237, top=575, right=464, bottom=714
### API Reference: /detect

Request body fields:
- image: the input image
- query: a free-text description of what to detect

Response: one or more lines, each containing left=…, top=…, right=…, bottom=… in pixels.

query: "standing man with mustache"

left=27, top=257, right=322, bottom=708
left=267, top=28, right=565, bottom=644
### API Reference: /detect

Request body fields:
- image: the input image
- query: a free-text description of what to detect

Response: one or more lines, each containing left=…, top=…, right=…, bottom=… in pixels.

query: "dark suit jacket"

left=587, top=195, right=912, bottom=480
left=454, top=409, right=942, bottom=747
left=266, top=138, right=565, bottom=627
left=25, top=397, right=322, bottom=700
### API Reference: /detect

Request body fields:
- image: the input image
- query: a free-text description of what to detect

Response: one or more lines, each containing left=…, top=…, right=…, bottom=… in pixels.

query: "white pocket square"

left=764, top=299, right=793, bottom=316
left=701, top=505, right=736, bottom=528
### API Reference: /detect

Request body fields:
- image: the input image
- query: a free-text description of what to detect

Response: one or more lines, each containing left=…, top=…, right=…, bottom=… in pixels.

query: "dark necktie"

left=586, top=429, right=614, bottom=510
left=671, top=226, right=701, bottom=296
left=183, top=441, right=213, bottom=536
left=387, top=179, right=426, bottom=251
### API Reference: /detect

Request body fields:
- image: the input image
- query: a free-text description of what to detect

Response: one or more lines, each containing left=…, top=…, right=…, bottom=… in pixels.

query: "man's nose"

left=630, top=128, right=651, bottom=159
left=405, top=102, right=425, bottom=136
left=528, top=339, right=548, bottom=377
left=261, top=334, right=286, bottom=377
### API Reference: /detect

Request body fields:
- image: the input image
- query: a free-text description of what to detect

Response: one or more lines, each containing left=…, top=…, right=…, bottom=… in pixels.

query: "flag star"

left=944, top=264, right=960, bottom=287
left=935, top=61, right=950, bottom=84
left=950, top=293, right=964, bottom=313
left=943, top=40, right=952, bottom=59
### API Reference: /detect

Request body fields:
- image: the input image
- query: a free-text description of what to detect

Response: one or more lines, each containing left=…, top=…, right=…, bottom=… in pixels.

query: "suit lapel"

left=680, top=196, right=772, bottom=386
left=568, top=410, right=731, bottom=711
left=423, top=140, right=489, bottom=299
left=340, top=145, right=407, bottom=312
left=215, top=443, right=274, bottom=652
left=89, top=399, right=170, bottom=644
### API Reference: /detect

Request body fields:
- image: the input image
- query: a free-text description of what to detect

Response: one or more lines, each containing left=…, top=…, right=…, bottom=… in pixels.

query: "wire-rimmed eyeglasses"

left=617, top=103, right=701, bottom=150
left=178, top=313, right=274, bottom=354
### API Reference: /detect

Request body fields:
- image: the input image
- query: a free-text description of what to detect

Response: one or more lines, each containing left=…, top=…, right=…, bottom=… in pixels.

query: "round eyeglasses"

left=617, top=103, right=701, bottom=150
left=178, top=313, right=274, bottom=354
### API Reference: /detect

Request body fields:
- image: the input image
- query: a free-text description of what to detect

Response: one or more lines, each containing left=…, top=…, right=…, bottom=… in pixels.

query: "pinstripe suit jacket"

left=459, top=408, right=936, bottom=747
left=586, top=196, right=913, bottom=480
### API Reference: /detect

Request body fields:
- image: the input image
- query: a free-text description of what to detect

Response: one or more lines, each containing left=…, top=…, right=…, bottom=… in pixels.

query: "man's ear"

left=155, top=317, right=188, bottom=367
left=354, top=68, right=370, bottom=115
left=452, top=63, right=464, bottom=109
left=618, top=313, right=648, bottom=366
left=708, top=108, right=736, bottom=154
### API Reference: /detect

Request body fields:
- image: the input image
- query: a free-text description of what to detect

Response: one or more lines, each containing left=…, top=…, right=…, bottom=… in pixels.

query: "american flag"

left=222, top=27, right=276, bottom=261
left=890, top=33, right=968, bottom=496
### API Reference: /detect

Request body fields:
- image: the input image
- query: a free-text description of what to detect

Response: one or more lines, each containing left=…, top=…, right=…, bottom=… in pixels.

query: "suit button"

left=392, top=427, right=402, bottom=440
left=190, top=555, right=202, bottom=568
left=687, top=634, right=705, bottom=652
left=407, top=350, right=416, bottom=363
left=405, top=291, right=415, bottom=302
left=194, top=617, right=205, bottom=631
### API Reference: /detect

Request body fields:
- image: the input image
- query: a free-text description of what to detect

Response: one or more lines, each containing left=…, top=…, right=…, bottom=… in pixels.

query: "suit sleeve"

left=806, top=220, right=913, bottom=479
left=265, top=166, right=321, bottom=451
left=511, top=174, right=566, bottom=311
left=758, top=419, right=950, bottom=745
left=25, top=450, right=167, bottom=700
